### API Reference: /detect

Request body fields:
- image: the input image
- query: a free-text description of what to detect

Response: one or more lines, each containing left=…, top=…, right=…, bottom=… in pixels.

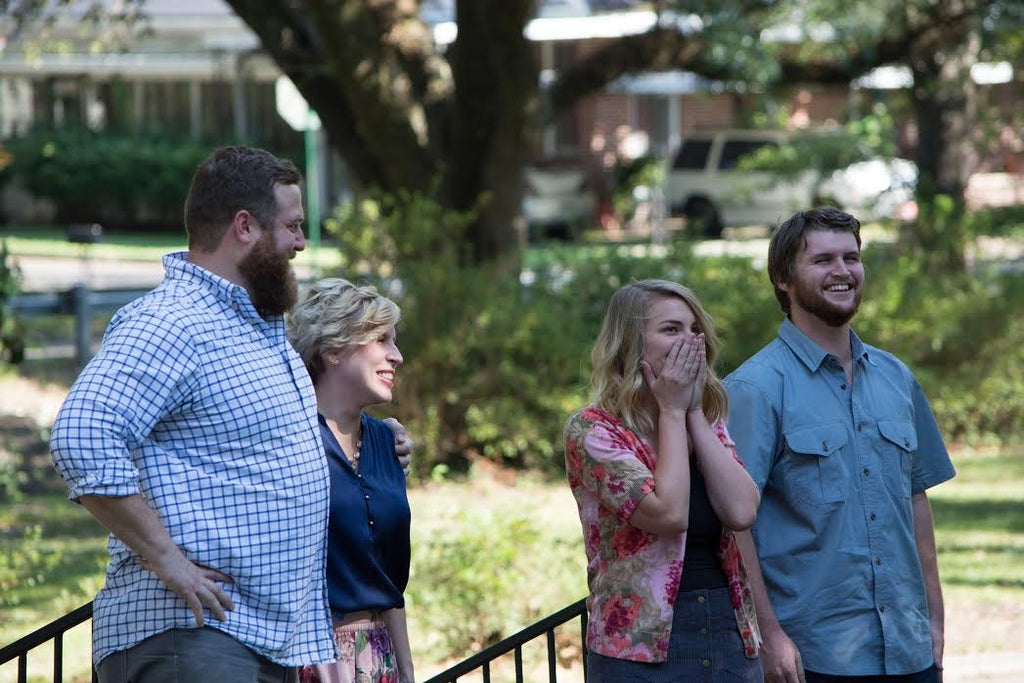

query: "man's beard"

left=791, top=276, right=862, bottom=327
left=238, top=233, right=298, bottom=316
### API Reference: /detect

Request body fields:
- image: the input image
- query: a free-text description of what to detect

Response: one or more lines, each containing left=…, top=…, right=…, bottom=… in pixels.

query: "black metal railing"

left=0, top=602, right=95, bottom=683
left=2, top=599, right=588, bottom=683
left=423, top=598, right=587, bottom=683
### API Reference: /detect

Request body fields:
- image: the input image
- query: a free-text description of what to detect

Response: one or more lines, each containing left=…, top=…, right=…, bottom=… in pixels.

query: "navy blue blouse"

left=320, top=413, right=411, bottom=619
left=677, top=455, right=728, bottom=591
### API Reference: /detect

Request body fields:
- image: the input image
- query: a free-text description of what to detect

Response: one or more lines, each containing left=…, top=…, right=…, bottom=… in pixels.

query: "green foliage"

left=325, top=185, right=1024, bottom=473
left=0, top=525, right=60, bottom=607
left=0, top=240, right=25, bottom=365
left=323, top=188, right=780, bottom=474
left=610, top=154, right=666, bottom=223
left=857, top=242, right=1024, bottom=446
left=2, top=126, right=210, bottom=229
left=740, top=102, right=899, bottom=180
left=904, top=193, right=971, bottom=269
left=969, top=205, right=1024, bottom=239
left=407, top=503, right=584, bottom=658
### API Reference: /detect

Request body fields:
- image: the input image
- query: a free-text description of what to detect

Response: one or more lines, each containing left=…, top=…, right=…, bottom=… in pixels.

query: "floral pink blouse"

left=564, top=406, right=761, bottom=663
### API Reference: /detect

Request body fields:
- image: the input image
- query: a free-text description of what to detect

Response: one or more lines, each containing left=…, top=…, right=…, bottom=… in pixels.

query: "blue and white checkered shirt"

left=51, top=252, right=336, bottom=668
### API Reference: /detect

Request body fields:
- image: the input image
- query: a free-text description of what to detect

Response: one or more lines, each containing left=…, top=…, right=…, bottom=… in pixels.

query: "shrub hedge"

left=2, top=127, right=212, bottom=229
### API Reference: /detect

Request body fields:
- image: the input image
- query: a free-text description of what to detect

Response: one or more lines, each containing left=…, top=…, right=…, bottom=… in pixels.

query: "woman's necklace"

left=327, top=417, right=362, bottom=472
left=348, top=429, right=363, bottom=472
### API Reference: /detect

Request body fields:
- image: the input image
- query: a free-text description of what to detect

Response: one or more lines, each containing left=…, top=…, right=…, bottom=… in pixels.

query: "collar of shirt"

left=776, top=317, right=874, bottom=373
left=163, top=251, right=275, bottom=327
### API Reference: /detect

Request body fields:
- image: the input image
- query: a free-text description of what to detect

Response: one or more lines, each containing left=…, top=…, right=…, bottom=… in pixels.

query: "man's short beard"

left=792, top=285, right=861, bottom=327
left=238, top=233, right=298, bottom=316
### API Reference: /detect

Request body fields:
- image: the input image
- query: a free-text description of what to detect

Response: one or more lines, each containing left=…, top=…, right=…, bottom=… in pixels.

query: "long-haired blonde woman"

left=288, top=278, right=414, bottom=683
left=564, top=279, right=762, bottom=682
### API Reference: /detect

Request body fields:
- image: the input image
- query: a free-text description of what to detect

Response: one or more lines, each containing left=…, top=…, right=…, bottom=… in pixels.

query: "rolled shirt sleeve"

left=51, top=310, right=197, bottom=501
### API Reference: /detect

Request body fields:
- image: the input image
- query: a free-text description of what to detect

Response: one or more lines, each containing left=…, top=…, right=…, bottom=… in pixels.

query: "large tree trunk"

left=911, top=39, right=979, bottom=204
left=447, top=0, right=538, bottom=264
left=908, top=17, right=979, bottom=269
left=227, top=0, right=540, bottom=265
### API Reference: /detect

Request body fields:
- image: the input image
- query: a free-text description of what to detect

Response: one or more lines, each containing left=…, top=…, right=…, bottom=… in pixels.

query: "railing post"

left=72, top=283, right=91, bottom=366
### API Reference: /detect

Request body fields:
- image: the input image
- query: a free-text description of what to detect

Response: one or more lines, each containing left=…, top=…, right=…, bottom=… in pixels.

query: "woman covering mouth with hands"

left=564, top=279, right=763, bottom=682
left=288, top=278, right=414, bottom=683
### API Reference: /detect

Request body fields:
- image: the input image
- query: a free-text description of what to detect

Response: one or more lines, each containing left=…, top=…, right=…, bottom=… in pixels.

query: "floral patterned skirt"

left=300, top=616, right=397, bottom=683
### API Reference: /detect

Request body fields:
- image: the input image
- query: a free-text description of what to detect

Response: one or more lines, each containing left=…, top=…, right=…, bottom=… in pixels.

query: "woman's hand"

left=641, top=333, right=704, bottom=415
left=688, top=347, right=707, bottom=414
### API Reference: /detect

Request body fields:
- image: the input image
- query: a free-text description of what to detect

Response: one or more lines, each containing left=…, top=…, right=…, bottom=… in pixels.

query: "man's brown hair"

left=184, top=146, right=301, bottom=252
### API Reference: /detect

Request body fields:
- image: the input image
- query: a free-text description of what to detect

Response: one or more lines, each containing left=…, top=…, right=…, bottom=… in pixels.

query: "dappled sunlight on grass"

left=929, top=450, right=1024, bottom=654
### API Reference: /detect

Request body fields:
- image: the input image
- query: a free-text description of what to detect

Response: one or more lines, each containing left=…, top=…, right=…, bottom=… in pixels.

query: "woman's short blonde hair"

left=590, top=279, right=727, bottom=436
left=287, top=278, right=401, bottom=384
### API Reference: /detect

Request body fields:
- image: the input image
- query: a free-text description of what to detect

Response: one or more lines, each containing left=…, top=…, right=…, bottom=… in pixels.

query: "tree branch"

left=303, top=0, right=439, bottom=192
left=547, top=0, right=988, bottom=118
left=547, top=27, right=709, bottom=121
left=777, top=3, right=983, bottom=83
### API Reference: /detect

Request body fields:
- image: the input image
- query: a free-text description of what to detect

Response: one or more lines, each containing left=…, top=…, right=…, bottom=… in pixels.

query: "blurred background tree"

left=4, top=0, right=1022, bottom=266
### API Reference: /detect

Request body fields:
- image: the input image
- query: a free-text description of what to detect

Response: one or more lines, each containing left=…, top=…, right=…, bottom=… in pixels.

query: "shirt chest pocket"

left=782, top=423, right=849, bottom=507
left=877, top=420, right=916, bottom=499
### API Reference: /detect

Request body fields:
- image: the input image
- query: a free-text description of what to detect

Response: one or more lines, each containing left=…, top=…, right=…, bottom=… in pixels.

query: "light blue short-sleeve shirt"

left=724, top=318, right=955, bottom=676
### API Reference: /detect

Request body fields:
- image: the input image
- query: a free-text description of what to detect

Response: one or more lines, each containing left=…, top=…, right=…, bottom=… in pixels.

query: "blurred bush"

left=0, top=240, right=24, bottom=365
left=324, top=191, right=1024, bottom=476
left=610, top=154, right=665, bottom=224
left=407, top=504, right=584, bottom=658
left=1, top=126, right=210, bottom=229
left=969, top=204, right=1024, bottom=239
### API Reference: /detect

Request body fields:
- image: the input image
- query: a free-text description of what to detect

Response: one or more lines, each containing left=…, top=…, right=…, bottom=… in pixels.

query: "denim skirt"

left=586, top=586, right=763, bottom=682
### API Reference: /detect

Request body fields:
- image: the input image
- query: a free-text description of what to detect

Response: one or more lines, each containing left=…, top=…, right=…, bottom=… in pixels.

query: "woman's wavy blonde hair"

left=287, top=278, right=401, bottom=384
left=590, top=279, right=727, bottom=437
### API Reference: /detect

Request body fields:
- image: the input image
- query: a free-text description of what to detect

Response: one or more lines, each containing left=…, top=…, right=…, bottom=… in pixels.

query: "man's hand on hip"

left=142, top=550, right=235, bottom=627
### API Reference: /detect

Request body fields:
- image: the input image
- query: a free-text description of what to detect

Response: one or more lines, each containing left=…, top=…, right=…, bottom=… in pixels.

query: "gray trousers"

left=96, top=627, right=297, bottom=683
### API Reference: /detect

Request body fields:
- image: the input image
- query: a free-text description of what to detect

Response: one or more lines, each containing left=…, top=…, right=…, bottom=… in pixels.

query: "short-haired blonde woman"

left=564, top=279, right=763, bottom=682
left=288, top=278, right=414, bottom=683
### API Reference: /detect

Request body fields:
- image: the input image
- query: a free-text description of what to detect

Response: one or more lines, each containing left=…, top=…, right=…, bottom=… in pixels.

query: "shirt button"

left=840, top=384, right=847, bottom=390
left=369, top=520, right=375, bottom=526
left=870, top=512, right=877, bottom=521
left=702, top=658, right=711, bottom=668
left=880, top=604, right=886, bottom=613
left=857, top=423, right=864, bottom=432
left=875, top=556, right=882, bottom=565
left=822, top=442, right=829, bottom=452
left=364, top=494, right=370, bottom=501
left=863, top=468, right=870, bottom=476
left=700, top=627, right=708, bottom=636
left=697, top=595, right=705, bottom=604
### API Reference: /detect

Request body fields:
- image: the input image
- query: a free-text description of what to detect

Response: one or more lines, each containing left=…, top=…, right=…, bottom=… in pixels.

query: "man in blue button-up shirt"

left=725, top=207, right=955, bottom=683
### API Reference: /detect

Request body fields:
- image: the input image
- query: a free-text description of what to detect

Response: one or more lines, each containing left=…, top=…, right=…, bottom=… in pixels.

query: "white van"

left=664, top=129, right=916, bottom=237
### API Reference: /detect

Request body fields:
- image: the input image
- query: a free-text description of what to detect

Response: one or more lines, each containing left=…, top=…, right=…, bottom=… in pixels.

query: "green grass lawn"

left=932, top=449, right=1024, bottom=601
